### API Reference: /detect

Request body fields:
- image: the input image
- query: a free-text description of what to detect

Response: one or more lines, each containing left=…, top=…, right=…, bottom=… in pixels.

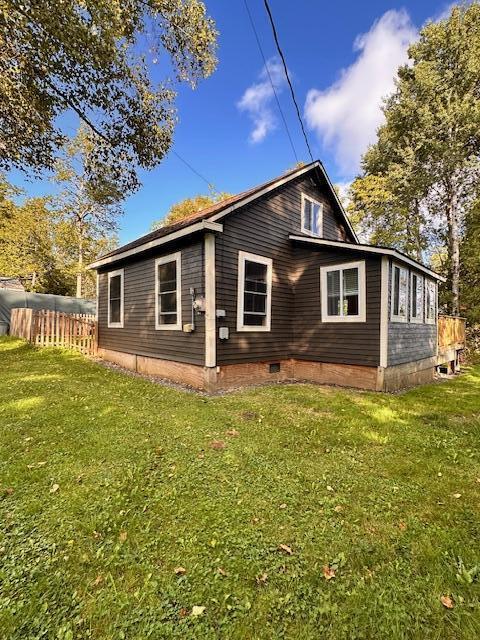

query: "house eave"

left=289, top=235, right=446, bottom=282
left=88, top=221, right=224, bottom=270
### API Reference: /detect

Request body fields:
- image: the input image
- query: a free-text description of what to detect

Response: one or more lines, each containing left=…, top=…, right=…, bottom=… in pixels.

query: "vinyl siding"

left=387, top=261, right=437, bottom=366
left=215, top=174, right=377, bottom=366
left=98, top=239, right=205, bottom=365
left=293, top=247, right=381, bottom=366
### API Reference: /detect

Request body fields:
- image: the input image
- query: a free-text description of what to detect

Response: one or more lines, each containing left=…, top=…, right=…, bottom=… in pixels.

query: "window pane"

left=160, top=292, right=177, bottom=314
left=244, top=313, right=265, bottom=326
left=412, top=274, right=418, bottom=316
left=398, top=269, right=408, bottom=316
left=110, top=299, right=121, bottom=323
left=327, top=270, right=341, bottom=316
left=393, top=267, right=400, bottom=316
left=244, top=292, right=266, bottom=314
left=312, top=203, right=321, bottom=235
left=343, top=268, right=358, bottom=296
left=303, top=198, right=312, bottom=231
left=158, top=261, right=177, bottom=292
left=161, top=313, right=178, bottom=325
left=344, top=294, right=358, bottom=316
left=245, top=261, right=267, bottom=293
left=110, top=274, right=121, bottom=300
left=417, top=277, right=423, bottom=319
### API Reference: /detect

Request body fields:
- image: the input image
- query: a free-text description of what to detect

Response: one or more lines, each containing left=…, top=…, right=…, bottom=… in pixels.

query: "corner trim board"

left=380, top=256, right=389, bottom=368
left=204, top=233, right=216, bottom=367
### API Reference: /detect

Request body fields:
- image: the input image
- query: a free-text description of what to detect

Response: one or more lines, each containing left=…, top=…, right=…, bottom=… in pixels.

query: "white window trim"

left=425, top=279, right=437, bottom=325
left=410, top=272, right=424, bottom=324
left=301, top=193, right=323, bottom=237
left=237, top=250, right=272, bottom=332
left=155, top=252, right=182, bottom=331
left=391, top=262, right=409, bottom=323
left=107, top=268, right=124, bottom=328
left=320, top=260, right=366, bottom=323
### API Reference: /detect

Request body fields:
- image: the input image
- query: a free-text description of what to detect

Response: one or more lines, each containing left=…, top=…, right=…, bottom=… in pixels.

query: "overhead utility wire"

left=243, top=0, right=299, bottom=163
left=262, top=0, right=314, bottom=163
left=172, top=150, right=216, bottom=191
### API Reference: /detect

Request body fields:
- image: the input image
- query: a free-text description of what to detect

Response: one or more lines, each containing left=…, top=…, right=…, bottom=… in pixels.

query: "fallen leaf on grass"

left=256, top=572, right=268, bottom=585
left=174, top=566, right=186, bottom=575
left=5, top=488, right=14, bottom=496
left=440, top=595, right=454, bottom=609
left=217, top=567, right=228, bottom=576
left=225, top=429, right=240, bottom=437
left=453, top=493, right=462, bottom=499
left=398, top=521, right=407, bottom=531
left=210, top=440, right=226, bottom=451
left=119, top=531, right=127, bottom=542
left=191, top=605, right=206, bottom=617
left=179, top=608, right=189, bottom=618
left=334, top=505, right=343, bottom=513
left=279, top=503, right=287, bottom=510
left=323, top=565, right=336, bottom=581
left=92, top=575, right=104, bottom=587
left=49, top=484, right=59, bottom=494
left=327, top=485, right=334, bottom=492
left=278, top=544, right=293, bottom=555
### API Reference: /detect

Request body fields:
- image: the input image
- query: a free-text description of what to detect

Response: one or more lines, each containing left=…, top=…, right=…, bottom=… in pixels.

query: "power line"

left=172, top=150, right=216, bottom=191
left=243, top=0, right=299, bottom=164
left=262, top=0, right=314, bottom=163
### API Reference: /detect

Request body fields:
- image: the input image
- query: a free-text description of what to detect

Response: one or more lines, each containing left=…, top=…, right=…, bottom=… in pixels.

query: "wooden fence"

left=10, top=308, right=97, bottom=356
left=438, top=315, right=466, bottom=350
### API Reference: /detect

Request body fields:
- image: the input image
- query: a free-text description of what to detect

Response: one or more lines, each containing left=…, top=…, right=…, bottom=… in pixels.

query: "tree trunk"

left=76, top=227, right=83, bottom=298
left=446, top=189, right=460, bottom=315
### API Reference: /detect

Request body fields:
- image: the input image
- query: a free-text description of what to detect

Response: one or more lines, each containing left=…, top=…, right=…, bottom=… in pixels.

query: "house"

left=88, top=161, right=445, bottom=392
left=0, top=277, right=25, bottom=291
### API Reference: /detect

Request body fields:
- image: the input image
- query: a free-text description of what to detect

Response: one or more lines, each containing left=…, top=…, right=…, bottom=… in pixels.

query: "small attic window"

left=301, top=194, right=323, bottom=236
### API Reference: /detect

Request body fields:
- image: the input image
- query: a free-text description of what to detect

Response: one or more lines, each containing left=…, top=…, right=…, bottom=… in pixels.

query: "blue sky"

left=10, top=0, right=453, bottom=244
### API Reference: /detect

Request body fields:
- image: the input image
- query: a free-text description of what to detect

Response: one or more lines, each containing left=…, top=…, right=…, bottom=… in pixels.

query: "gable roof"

left=88, top=161, right=358, bottom=269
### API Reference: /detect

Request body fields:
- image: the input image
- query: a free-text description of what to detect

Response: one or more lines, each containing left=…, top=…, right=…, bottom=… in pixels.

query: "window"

left=320, top=261, right=366, bottom=322
left=425, top=279, right=436, bottom=324
left=301, top=193, right=323, bottom=236
left=237, top=251, right=272, bottom=331
left=410, top=272, right=424, bottom=323
left=108, top=269, right=124, bottom=328
left=155, top=252, right=182, bottom=330
left=391, top=263, right=408, bottom=322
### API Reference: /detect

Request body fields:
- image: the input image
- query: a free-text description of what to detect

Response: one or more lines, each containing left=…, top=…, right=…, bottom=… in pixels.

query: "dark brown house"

left=89, top=161, right=445, bottom=392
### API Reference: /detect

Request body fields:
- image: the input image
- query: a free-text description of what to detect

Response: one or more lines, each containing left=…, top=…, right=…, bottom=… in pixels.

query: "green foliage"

left=1, top=338, right=480, bottom=638
left=152, top=192, right=232, bottom=229
left=349, top=4, right=480, bottom=315
left=0, top=0, right=218, bottom=193
left=52, top=128, right=121, bottom=297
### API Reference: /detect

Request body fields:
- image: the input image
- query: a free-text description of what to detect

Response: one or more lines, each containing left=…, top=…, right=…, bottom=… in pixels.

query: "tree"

left=0, top=187, right=61, bottom=292
left=151, top=192, right=232, bottom=229
left=0, top=0, right=218, bottom=193
left=53, top=128, right=121, bottom=297
left=349, top=4, right=480, bottom=314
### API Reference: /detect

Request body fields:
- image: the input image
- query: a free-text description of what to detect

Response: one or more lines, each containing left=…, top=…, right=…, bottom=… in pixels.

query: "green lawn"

left=1, top=337, right=480, bottom=639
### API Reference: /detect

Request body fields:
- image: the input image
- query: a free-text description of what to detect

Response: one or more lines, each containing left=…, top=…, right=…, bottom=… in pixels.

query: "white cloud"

left=304, top=10, right=417, bottom=177
left=237, top=58, right=286, bottom=144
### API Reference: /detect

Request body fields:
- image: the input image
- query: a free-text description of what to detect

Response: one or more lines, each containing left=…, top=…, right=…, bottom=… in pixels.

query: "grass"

left=0, top=337, right=480, bottom=639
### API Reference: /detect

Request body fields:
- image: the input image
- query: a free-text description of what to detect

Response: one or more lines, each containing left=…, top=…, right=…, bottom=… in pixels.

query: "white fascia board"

left=289, top=235, right=446, bottom=282
left=88, top=220, right=223, bottom=270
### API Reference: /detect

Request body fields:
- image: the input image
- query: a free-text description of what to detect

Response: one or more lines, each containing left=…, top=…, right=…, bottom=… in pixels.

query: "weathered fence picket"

left=10, top=308, right=97, bottom=356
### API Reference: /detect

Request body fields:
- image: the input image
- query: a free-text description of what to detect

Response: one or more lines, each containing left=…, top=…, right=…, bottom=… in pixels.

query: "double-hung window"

left=155, top=252, right=182, bottom=330
left=391, top=263, right=408, bottom=322
left=320, top=261, right=366, bottom=322
left=425, top=279, right=436, bottom=324
left=107, top=269, right=124, bottom=328
left=301, top=194, right=323, bottom=236
left=237, top=251, right=272, bottom=331
left=410, top=272, right=424, bottom=323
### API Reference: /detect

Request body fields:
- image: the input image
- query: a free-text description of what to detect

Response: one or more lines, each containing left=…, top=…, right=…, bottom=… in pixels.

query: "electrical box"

left=183, top=323, right=194, bottom=333
left=216, top=309, right=226, bottom=318
left=219, top=326, right=229, bottom=340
